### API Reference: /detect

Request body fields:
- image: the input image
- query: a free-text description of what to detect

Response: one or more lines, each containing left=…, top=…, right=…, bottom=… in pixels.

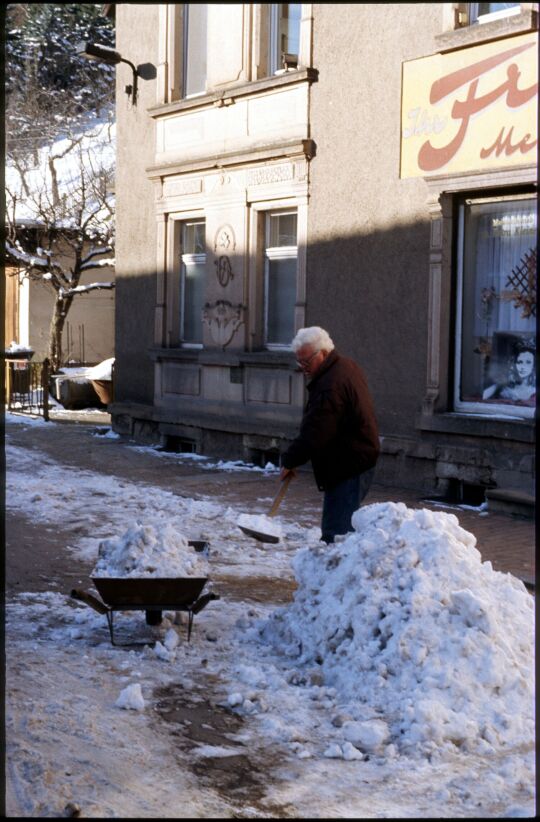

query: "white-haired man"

left=280, top=326, right=379, bottom=543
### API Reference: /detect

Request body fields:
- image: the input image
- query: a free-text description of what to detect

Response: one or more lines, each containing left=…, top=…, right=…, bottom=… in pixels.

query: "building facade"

left=110, top=3, right=537, bottom=512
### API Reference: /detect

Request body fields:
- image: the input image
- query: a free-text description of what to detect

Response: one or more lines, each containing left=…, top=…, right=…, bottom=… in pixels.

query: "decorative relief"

left=295, top=159, right=308, bottom=183
left=247, top=163, right=294, bottom=186
left=213, top=227, right=236, bottom=287
left=214, top=255, right=234, bottom=288
left=214, top=224, right=236, bottom=253
left=163, top=178, right=202, bottom=197
left=203, top=300, right=244, bottom=349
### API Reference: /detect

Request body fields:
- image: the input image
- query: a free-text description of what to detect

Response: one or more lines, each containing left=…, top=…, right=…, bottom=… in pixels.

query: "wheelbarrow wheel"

left=145, top=609, right=163, bottom=626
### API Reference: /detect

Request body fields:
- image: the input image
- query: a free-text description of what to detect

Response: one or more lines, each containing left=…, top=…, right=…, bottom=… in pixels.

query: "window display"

left=456, top=196, right=536, bottom=416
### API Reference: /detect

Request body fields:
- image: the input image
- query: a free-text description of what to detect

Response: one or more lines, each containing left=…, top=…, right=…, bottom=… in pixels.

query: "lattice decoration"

left=503, top=246, right=537, bottom=318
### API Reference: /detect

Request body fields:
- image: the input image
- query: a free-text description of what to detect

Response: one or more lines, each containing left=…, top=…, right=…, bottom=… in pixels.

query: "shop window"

left=183, top=3, right=207, bottom=97
left=468, top=2, right=521, bottom=24
left=180, top=220, right=206, bottom=345
left=454, top=195, right=536, bottom=419
left=264, top=211, right=298, bottom=347
left=269, top=3, right=302, bottom=74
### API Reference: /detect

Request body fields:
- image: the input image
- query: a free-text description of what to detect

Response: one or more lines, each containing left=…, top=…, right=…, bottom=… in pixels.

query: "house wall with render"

left=5, top=260, right=115, bottom=366
left=110, top=3, right=537, bottom=512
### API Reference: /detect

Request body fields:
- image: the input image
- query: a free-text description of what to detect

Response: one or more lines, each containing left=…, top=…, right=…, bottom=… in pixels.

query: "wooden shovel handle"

left=268, top=472, right=293, bottom=517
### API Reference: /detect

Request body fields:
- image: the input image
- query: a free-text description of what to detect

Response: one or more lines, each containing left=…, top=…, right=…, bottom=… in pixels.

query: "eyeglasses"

left=296, top=350, right=320, bottom=367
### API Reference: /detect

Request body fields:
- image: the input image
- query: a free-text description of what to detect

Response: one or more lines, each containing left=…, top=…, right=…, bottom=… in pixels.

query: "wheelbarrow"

left=71, top=540, right=219, bottom=646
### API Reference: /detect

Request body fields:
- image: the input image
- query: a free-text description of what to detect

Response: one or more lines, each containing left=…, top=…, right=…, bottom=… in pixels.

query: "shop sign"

left=400, top=32, right=538, bottom=178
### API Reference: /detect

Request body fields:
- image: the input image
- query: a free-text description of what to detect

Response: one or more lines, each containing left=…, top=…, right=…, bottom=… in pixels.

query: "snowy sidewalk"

left=7, top=409, right=536, bottom=589
left=4, top=412, right=536, bottom=818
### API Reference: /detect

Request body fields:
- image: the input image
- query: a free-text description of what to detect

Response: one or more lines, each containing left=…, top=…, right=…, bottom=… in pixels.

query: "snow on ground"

left=4, top=436, right=302, bottom=578
left=5, top=418, right=536, bottom=818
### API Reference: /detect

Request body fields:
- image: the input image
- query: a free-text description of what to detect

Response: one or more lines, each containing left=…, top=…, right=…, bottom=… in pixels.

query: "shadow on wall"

left=113, top=217, right=432, bottom=437
left=305, top=219, right=431, bottom=433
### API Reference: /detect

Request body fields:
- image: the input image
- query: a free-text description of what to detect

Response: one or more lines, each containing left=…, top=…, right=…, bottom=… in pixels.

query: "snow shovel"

left=237, top=473, right=292, bottom=543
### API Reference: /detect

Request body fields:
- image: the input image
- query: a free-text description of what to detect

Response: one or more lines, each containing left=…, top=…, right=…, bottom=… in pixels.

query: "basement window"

left=248, top=447, right=280, bottom=468
left=425, top=479, right=489, bottom=507
left=162, top=435, right=197, bottom=454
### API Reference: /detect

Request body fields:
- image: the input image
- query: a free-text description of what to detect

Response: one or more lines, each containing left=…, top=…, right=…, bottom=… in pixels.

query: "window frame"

left=182, top=3, right=207, bottom=99
left=179, top=219, right=206, bottom=348
left=263, top=209, right=299, bottom=349
left=453, top=192, right=536, bottom=420
left=159, top=4, right=313, bottom=103
left=269, top=3, right=303, bottom=75
left=468, top=3, right=522, bottom=25
left=162, top=212, right=206, bottom=350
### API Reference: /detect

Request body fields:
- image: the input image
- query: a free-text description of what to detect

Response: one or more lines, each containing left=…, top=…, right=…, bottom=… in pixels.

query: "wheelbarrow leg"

left=145, top=609, right=163, bottom=626
left=187, top=610, right=194, bottom=642
left=106, top=610, right=116, bottom=646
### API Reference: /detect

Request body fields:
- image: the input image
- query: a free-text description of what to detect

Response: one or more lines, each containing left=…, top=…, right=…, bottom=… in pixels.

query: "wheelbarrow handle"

left=191, top=591, right=220, bottom=615
left=71, top=588, right=109, bottom=615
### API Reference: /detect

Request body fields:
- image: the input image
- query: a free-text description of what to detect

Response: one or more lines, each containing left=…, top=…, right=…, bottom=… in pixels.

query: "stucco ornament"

left=203, top=300, right=244, bottom=349
left=213, top=225, right=236, bottom=287
left=214, top=224, right=236, bottom=252
left=214, top=255, right=235, bottom=288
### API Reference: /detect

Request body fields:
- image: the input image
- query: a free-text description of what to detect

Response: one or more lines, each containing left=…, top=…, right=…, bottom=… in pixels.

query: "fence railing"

left=5, top=358, right=50, bottom=421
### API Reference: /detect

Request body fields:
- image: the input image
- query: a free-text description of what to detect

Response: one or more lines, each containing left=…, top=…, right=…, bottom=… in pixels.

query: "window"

left=468, top=3, right=521, bottom=24
left=454, top=195, right=536, bottom=418
left=269, top=4, right=302, bottom=74
left=183, top=3, right=207, bottom=97
left=180, top=220, right=206, bottom=345
left=264, top=211, right=298, bottom=347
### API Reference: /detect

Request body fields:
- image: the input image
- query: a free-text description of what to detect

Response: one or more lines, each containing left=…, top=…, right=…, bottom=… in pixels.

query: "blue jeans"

left=321, top=468, right=375, bottom=544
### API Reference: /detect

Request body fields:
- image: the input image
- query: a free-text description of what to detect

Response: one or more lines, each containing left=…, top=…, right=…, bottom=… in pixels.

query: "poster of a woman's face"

left=515, top=350, right=535, bottom=383
left=482, top=334, right=536, bottom=407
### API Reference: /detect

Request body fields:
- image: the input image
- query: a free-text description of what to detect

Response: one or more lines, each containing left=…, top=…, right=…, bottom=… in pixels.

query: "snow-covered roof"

left=5, top=117, right=115, bottom=226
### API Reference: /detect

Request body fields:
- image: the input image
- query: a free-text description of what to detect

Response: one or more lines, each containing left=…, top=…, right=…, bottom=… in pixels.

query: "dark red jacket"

left=281, top=350, right=379, bottom=491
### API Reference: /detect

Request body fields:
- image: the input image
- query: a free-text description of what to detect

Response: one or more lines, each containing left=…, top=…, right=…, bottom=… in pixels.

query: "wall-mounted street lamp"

left=77, top=41, right=139, bottom=105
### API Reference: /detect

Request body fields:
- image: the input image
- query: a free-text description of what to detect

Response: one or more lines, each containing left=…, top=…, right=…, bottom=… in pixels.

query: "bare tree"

left=5, top=118, right=116, bottom=372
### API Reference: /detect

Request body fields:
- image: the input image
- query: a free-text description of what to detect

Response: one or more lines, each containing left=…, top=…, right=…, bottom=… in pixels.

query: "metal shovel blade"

left=238, top=473, right=292, bottom=543
left=238, top=525, right=280, bottom=544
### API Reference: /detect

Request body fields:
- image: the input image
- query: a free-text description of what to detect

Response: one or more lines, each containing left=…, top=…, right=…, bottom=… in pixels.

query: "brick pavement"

left=7, top=410, right=536, bottom=590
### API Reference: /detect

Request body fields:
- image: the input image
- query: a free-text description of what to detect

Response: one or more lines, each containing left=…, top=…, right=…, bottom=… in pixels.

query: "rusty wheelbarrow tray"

left=70, top=540, right=219, bottom=646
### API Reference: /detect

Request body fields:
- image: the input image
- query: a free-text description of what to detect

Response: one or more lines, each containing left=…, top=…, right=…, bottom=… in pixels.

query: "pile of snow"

left=5, top=341, right=33, bottom=354
left=115, top=683, right=145, bottom=711
left=93, top=522, right=209, bottom=578
left=86, top=357, right=114, bottom=381
left=237, top=513, right=282, bottom=539
left=262, top=502, right=534, bottom=757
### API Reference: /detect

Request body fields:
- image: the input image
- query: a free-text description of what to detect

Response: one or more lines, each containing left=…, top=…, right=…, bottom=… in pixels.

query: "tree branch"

left=60, top=281, right=115, bottom=297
